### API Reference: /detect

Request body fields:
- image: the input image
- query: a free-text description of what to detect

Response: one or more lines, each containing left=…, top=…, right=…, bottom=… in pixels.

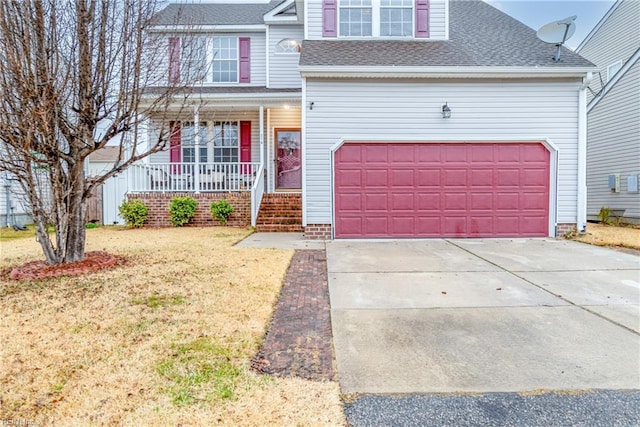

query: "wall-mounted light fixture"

left=308, top=101, right=314, bottom=110
left=441, top=102, right=451, bottom=119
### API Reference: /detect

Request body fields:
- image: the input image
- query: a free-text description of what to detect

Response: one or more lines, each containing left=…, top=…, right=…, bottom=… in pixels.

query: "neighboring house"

left=576, top=0, right=640, bottom=224
left=86, top=146, right=128, bottom=225
left=1, top=172, right=30, bottom=228
left=86, top=146, right=122, bottom=178
left=131, top=0, right=595, bottom=238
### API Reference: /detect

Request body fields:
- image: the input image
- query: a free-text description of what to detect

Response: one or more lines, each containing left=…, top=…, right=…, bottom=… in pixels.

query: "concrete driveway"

left=326, top=238, right=640, bottom=394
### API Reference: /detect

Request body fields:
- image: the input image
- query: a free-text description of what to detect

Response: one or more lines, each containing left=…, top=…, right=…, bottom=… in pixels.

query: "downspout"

left=577, top=72, right=593, bottom=232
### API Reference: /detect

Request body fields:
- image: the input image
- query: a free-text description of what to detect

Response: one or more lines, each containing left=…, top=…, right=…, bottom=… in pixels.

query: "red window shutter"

left=169, top=121, right=181, bottom=163
left=240, top=121, right=251, bottom=163
left=239, top=37, right=251, bottom=83
left=322, top=0, right=337, bottom=37
left=415, top=0, right=430, bottom=38
left=168, top=37, right=181, bottom=83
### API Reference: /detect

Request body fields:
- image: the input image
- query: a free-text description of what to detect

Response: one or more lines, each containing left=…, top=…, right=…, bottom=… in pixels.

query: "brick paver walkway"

left=251, top=250, right=335, bottom=381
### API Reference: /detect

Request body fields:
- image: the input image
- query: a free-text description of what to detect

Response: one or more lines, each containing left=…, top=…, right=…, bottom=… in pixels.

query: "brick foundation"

left=304, top=224, right=332, bottom=240
left=128, top=192, right=251, bottom=227
left=556, top=223, right=577, bottom=237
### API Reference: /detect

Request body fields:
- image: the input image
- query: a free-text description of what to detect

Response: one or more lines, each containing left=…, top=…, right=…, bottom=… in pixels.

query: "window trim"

left=338, top=0, right=414, bottom=38
left=606, top=60, right=623, bottom=82
left=212, top=36, right=239, bottom=84
left=275, top=38, right=302, bottom=54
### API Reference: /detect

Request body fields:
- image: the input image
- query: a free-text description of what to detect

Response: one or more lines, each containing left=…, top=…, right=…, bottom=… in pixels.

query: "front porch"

left=132, top=90, right=302, bottom=229
left=129, top=162, right=261, bottom=193
left=128, top=160, right=266, bottom=227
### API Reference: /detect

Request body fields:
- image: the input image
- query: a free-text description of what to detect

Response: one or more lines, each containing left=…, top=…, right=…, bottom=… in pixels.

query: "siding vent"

left=627, top=175, right=639, bottom=193
left=608, top=174, right=620, bottom=193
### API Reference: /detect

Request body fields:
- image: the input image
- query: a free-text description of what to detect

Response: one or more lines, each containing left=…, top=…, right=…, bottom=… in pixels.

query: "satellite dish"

left=536, top=15, right=577, bottom=62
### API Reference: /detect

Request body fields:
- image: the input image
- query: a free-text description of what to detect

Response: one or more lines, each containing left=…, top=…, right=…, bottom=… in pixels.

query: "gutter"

left=577, top=71, right=593, bottom=233
left=299, top=65, right=598, bottom=79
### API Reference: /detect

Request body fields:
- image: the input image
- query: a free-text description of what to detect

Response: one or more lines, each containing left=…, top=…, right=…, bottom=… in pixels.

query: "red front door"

left=275, top=128, right=302, bottom=190
left=334, top=142, right=550, bottom=238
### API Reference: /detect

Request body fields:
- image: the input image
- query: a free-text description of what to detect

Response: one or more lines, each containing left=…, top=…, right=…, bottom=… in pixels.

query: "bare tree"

left=0, top=0, right=191, bottom=264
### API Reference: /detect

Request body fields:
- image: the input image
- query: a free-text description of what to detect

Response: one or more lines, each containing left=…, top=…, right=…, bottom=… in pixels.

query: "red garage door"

left=334, top=142, right=550, bottom=238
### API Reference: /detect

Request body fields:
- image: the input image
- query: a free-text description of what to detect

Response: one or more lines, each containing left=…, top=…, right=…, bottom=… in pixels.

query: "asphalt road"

left=344, top=390, right=640, bottom=426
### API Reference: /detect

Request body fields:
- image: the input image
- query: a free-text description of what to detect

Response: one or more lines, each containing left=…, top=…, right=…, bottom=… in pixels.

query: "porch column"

left=193, top=106, right=200, bottom=193
left=259, top=105, right=264, bottom=166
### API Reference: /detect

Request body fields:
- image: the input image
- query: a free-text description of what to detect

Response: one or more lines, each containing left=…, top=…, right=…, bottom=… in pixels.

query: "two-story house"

left=576, top=0, right=640, bottom=224
left=130, top=0, right=595, bottom=239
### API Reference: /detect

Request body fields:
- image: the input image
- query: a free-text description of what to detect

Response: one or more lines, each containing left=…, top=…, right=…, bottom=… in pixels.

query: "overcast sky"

left=484, top=0, right=616, bottom=49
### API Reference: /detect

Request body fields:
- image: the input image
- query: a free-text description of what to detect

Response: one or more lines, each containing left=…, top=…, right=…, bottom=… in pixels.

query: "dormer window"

left=340, top=0, right=373, bottom=37
left=339, top=0, right=414, bottom=37
left=380, top=0, right=413, bottom=37
left=324, top=0, right=429, bottom=38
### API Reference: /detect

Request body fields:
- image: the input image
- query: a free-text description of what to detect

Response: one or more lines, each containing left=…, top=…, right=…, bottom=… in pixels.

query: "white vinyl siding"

left=304, top=78, right=581, bottom=226
left=268, top=25, right=303, bottom=88
left=306, top=0, right=448, bottom=40
left=577, top=1, right=640, bottom=103
left=0, top=176, right=31, bottom=225
left=267, top=106, right=302, bottom=191
left=586, top=61, right=640, bottom=221
left=428, top=0, right=447, bottom=39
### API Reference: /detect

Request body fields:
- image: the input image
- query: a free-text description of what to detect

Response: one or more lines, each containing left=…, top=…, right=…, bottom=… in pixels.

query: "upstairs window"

left=338, top=0, right=414, bottom=37
left=181, top=37, right=208, bottom=82
left=168, top=36, right=250, bottom=84
left=340, top=0, right=373, bottom=37
left=324, top=0, right=427, bottom=38
left=275, top=38, right=301, bottom=54
left=213, top=37, right=238, bottom=83
left=380, top=0, right=413, bottom=37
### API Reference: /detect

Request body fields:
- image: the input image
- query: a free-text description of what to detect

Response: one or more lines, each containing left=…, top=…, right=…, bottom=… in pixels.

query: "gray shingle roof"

left=300, top=0, right=594, bottom=68
left=152, top=1, right=285, bottom=26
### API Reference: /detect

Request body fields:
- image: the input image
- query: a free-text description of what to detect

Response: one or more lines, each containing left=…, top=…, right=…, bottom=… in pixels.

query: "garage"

left=334, top=142, right=550, bottom=238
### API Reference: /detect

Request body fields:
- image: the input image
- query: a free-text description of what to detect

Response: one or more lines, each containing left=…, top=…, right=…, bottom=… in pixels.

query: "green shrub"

left=118, top=199, right=149, bottom=228
left=597, top=206, right=613, bottom=225
left=169, top=196, right=198, bottom=227
left=85, top=222, right=99, bottom=229
left=210, top=199, right=234, bottom=225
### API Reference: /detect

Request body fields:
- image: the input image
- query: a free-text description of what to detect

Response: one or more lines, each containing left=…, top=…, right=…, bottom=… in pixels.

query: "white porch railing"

left=250, top=164, right=265, bottom=227
left=129, top=162, right=261, bottom=193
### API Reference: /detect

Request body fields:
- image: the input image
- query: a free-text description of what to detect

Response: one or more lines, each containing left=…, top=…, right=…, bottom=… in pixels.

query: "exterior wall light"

left=442, top=102, right=451, bottom=119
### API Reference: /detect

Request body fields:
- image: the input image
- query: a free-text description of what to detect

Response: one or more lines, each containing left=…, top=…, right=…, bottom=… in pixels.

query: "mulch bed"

left=9, top=251, right=119, bottom=280
left=251, top=250, right=335, bottom=382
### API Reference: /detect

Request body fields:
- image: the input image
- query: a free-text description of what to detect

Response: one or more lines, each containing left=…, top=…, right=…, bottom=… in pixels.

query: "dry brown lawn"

left=1, top=227, right=345, bottom=426
left=573, top=223, right=640, bottom=250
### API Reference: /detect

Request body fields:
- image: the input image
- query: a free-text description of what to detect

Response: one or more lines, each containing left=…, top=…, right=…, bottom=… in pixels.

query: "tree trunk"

left=63, top=162, right=87, bottom=263
left=64, top=193, right=87, bottom=263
